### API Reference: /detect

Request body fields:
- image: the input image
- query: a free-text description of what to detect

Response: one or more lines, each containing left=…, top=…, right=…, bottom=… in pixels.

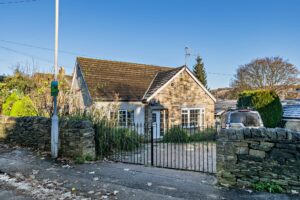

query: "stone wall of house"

left=147, top=69, right=215, bottom=127
left=0, top=116, right=95, bottom=159
left=217, top=128, right=300, bottom=193
left=69, top=64, right=93, bottom=112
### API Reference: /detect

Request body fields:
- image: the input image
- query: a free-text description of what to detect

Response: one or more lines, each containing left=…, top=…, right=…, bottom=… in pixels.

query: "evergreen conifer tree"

left=193, top=56, right=208, bottom=88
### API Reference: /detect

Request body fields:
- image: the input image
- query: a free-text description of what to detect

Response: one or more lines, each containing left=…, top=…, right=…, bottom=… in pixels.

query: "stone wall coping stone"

left=218, top=128, right=300, bottom=142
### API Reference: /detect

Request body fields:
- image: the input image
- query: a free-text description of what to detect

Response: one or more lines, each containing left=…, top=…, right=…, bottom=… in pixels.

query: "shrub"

left=189, top=128, right=216, bottom=142
left=74, top=155, right=85, bottom=164
left=237, top=90, right=282, bottom=128
left=9, top=96, right=38, bottom=117
left=73, top=154, right=95, bottom=164
left=252, top=181, right=284, bottom=193
left=163, top=127, right=189, bottom=143
left=95, top=123, right=141, bottom=157
left=2, top=92, right=20, bottom=116
left=112, top=128, right=140, bottom=151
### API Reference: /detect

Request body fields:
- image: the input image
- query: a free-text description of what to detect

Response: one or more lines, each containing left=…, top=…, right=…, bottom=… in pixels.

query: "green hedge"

left=2, top=92, right=37, bottom=117
left=162, top=127, right=189, bottom=143
left=237, top=90, right=282, bottom=128
left=163, top=127, right=216, bottom=143
left=189, top=128, right=216, bottom=142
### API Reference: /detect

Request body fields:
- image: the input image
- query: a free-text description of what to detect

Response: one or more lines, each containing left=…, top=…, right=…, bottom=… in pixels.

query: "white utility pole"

left=51, top=0, right=59, bottom=158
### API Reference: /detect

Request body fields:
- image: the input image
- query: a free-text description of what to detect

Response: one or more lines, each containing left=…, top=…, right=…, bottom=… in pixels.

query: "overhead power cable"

left=207, top=72, right=234, bottom=76
left=0, top=45, right=73, bottom=68
left=0, top=0, right=41, bottom=5
left=0, top=39, right=90, bottom=57
left=0, top=40, right=235, bottom=75
left=0, top=45, right=52, bottom=64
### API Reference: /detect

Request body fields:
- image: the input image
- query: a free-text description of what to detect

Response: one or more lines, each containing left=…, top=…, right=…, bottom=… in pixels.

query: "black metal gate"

left=95, top=123, right=216, bottom=173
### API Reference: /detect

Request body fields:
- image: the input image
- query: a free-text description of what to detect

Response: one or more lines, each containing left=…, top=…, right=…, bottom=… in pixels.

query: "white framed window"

left=181, top=108, right=205, bottom=128
left=110, top=110, right=135, bottom=127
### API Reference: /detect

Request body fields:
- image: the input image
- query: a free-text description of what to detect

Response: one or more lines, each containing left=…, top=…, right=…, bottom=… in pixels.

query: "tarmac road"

left=0, top=144, right=298, bottom=200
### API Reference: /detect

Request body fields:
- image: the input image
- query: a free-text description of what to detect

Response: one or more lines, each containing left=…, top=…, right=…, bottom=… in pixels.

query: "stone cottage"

left=71, top=57, right=216, bottom=138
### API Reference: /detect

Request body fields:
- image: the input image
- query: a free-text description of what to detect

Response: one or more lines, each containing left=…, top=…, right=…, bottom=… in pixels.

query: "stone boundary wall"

left=0, top=116, right=95, bottom=159
left=217, top=128, right=300, bottom=193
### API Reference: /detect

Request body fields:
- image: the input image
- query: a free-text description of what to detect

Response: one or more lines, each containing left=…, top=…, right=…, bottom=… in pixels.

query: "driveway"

left=110, top=142, right=216, bottom=173
left=0, top=144, right=298, bottom=200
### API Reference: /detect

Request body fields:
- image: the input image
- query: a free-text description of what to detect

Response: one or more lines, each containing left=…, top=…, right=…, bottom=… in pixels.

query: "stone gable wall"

left=0, top=116, right=95, bottom=159
left=217, top=128, right=300, bottom=193
left=148, top=69, right=215, bottom=127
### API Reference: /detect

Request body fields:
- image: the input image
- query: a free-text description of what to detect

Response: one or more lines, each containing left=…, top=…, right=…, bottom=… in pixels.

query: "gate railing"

left=95, top=122, right=217, bottom=173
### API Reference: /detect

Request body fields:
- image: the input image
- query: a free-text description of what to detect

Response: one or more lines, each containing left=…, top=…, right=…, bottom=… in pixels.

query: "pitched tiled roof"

left=77, top=57, right=177, bottom=101
left=143, top=66, right=184, bottom=100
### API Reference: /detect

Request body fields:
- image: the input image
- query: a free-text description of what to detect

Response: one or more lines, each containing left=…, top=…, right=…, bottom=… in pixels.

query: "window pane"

left=152, top=113, right=157, bottom=123
left=119, top=110, right=127, bottom=127
left=127, top=110, right=134, bottom=126
left=190, top=109, right=200, bottom=127
left=181, top=111, right=188, bottom=127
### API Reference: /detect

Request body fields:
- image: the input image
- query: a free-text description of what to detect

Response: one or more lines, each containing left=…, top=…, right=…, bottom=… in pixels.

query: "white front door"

left=152, top=111, right=160, bottom=139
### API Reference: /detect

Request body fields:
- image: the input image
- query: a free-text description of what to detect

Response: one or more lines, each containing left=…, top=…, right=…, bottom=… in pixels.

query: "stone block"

left=266, top=128, right=277, bottom=140
left=227, top=129, right=239, bottom=140
left=219, top=177, right=237, bottom=187
left=250, top=142, right=274, bottom=151
left=234, top=142, right=249, bottom=147
left=271, top=179, right=289, bottom=186
left=237, top=179, right=252, bottom=187
left=238, top=154, right=264, bottom=162
left=291, top=132, right=300, bottom=141
left=288, top=180, right=300, bottom=186
left=270, top=149, right=294, bottom=164
left=222, top=171, right=236, bottom=179
left=276, top=128, right=287, bottom=140
left=236, top=146, right=249, bottom=155
left=249, top=141, right=260, bottom=149
left=249, top=149, right=266, bottom=158
left=243, top=128, right=252, bottom=139
left=276, top=143, right=297, bottom=150
left=251, top=128, right=266, bottom=138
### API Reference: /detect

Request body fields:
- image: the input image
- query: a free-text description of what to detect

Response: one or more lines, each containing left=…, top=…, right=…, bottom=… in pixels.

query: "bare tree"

left=231, top=57, right=300, bottom=93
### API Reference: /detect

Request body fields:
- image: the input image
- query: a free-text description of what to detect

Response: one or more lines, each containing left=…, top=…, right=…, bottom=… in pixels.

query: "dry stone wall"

left=217, top=128, right=300, bottom=193
left=0, top=116, right=95, bottom=159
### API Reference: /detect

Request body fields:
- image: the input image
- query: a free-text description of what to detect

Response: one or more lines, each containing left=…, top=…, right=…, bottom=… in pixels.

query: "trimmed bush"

left=10, top=96, right=38, bottom=117
left=189, top=128, right=216, bottom=142
left=163, top=127, right=189, bottom=143
left=237, top=90, right=282, bottom=128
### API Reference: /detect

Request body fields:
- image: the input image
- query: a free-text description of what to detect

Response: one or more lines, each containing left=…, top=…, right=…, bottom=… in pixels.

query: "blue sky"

left=0, top=0, right=299, bottom=89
